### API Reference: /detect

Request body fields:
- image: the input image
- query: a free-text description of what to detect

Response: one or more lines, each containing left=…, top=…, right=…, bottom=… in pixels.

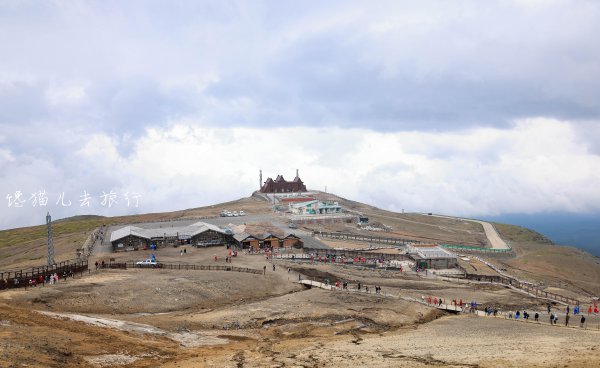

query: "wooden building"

left=234, top=232, right=303, bottom=250
left=282, top=234, right=302, bottom=248
left=233, top=233, right=260, bottom=250
left=260, top=173, right=307, bottom=193
left=110, top=221, right=234, bottom=251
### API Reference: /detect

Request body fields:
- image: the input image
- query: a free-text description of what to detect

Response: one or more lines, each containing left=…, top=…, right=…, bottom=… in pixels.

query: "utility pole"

left=259, top=169, right=263, bottom=190
left=46, top=212, right=55, bottom=266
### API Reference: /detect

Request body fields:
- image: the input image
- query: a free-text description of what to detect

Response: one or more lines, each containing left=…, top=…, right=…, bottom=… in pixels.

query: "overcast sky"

left=1, top=0, right=600, bottom=230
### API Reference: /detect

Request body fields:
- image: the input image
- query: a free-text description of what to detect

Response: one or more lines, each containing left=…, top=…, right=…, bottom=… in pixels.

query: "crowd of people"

left=418, top=295, right=598, bottom=329
left=1, top=270, right=76, bottom=290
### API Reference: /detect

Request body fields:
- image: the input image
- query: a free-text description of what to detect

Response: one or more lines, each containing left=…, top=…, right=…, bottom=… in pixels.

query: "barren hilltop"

left=1, top=192, right=600, bottom=367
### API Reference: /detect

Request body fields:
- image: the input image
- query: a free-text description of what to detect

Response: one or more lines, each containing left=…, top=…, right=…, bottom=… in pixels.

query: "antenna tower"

left=46, top=212, right=55, bottom=266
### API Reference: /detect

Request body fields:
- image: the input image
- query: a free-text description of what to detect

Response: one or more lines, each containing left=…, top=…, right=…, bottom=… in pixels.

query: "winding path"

left=425, top=214, right=510, bottom=250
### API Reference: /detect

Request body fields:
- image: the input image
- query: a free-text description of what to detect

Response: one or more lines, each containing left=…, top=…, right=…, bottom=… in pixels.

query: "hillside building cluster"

left=109, top=221, right=303, bottom=252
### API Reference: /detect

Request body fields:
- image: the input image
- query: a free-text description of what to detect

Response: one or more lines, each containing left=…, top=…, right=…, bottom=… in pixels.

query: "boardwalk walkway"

left=296, top=278, right=600, bottom=331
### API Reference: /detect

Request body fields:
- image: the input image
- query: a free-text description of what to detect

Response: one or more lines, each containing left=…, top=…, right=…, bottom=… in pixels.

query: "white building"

left=289, top=200, right=343, bottom=215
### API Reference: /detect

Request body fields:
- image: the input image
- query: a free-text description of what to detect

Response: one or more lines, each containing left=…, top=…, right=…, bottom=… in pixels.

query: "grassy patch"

left=493, top=223, right=553, bottom=244
left=0, top=218, right=106, bottom=249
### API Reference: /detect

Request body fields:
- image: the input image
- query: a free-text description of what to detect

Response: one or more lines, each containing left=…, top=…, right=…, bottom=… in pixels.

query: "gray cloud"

left=1, top=1, right=599, bottom=135
left=1, top=1, right=600, bottom=229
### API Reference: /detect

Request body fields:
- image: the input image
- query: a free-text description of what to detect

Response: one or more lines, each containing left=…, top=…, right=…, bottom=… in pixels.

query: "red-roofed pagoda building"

left=259, top=170, right=307, bottom=193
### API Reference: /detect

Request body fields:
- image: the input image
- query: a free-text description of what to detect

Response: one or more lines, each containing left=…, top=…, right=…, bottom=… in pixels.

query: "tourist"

left=95, top=261, right=98, bottom=270
left=549, top=313, right=554, bottom=324
left=515, top=310, right=520, bottom=320
left=580, top=315, right=586, bottom=328
left=566, top=305, right=570, bottom=315
left=434, top=297, right=438, bottom=306
left=272, top=264, right=275, bottom=271
left=565, top=314, right=570, bottom=327
left=589, top=305, right=593, bottom=315
left=534, top=312, right=539, bottom=322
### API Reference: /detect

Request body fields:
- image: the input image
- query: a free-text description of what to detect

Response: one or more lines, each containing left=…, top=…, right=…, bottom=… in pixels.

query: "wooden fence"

left=0, top=260, right=88, bottom=290
left=99, top=262, right=262, bottom=275
left=313, top=231, right=420, bottom=246
left=302, top=247, right=412, bottom=261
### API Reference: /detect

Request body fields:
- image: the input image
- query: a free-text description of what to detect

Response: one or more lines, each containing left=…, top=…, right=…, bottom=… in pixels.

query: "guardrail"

left=441, top=243, right=513, bottom=253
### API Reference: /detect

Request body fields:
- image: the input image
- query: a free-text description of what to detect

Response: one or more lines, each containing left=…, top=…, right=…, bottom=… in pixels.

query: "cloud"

left=2, top=118, right=600, bottom=230
left=1, top=1, right=600, bottom=229
left=1, top=1, right=600, bottom=135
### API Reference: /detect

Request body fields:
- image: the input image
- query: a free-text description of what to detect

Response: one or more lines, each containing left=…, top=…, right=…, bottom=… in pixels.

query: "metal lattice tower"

left=46, top=212, right=55, bottom=266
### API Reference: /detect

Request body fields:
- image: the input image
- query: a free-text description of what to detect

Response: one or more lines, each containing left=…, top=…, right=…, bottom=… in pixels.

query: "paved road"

left=424, top=214, right=509, bottom=250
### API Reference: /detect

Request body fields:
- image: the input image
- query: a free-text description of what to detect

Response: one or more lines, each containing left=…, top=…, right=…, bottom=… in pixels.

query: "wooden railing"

left=313, top=231, right=420, bottom=246
left=99, top=262, right=262, bottom=275
left=0, top=260, right=88, bottom=290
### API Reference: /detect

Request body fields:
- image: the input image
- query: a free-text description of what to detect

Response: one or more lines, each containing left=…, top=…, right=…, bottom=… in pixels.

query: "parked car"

left=136, top=259, right=158, bottom=267
left=238, top=210, right=245, bottom=216
left=288, top=222, right=297, bottom=229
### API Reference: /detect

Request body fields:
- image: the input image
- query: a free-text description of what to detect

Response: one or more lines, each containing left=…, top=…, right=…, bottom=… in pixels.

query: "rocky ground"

left=1, top=247, right=599, bottom=367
